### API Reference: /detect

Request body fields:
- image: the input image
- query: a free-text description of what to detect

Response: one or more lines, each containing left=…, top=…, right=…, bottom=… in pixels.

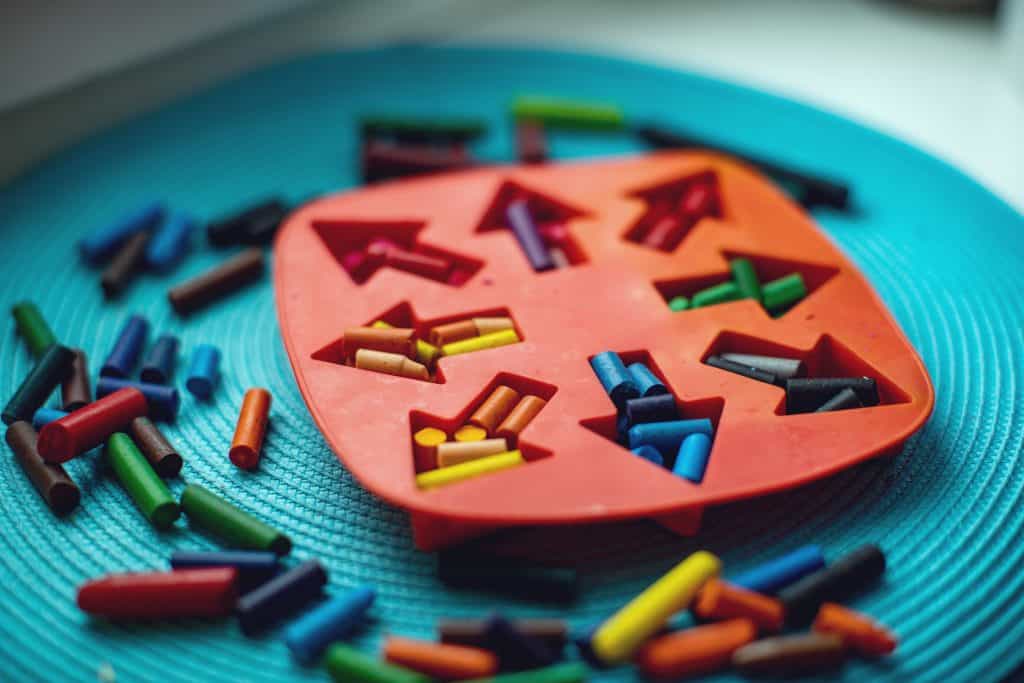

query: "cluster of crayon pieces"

left=412, top=384, right=547, bottom=489
left=341, top=317, right=520, bottom=382
left=340, top=236, right=478, bottom=286
left=629, top=171, right=721, bottom=253
left=702, top=351, right=881, bottom=415
left=359, top=95, right=851, bottom=212
left=668, top=258, right=807, bottom=316
left=591, top=351, right=715, bottom=483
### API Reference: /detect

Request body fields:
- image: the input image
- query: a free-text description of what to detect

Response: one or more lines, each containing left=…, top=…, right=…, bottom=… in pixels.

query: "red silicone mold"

left=274, top=151, right=934, bottom=551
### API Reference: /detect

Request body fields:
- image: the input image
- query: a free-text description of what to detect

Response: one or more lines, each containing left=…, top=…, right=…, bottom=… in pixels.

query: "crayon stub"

left=344, top=327, right=416, bottom=360
left=441, top=329, right=520, bottom=356
left=511, top=96, right=625, bottom=130
left=673, top=432, right=713, bottom=483
left=11, top=301, right=57, bottom=358
left=730, top=258, right=762, bottom=302
left=495, top=395, right=547, bottom=442
left=285, top=586, right=376, bottom=662
left=732, top=633, right=846, bottom=677
left=668, top=296, right=690, bottom=312
left=170, top=550, right=280, bottom=593
left=481, top=614, right=559, bottom=672
left=78, top=202, right=164, bottom=265
left=383, top=636, right=499, bottom=680
left=785, top=377, right=879, bottom=414
left=815, top=387, right=864, bottom=413
left=812, top=603, right=897, bottom=657
left=436, top=438, right=509, bottom=468
left=730, top=545, right=826, bottom=596
left=77, top=568, right=237, bottom=619
left=627, top=363, right=668, bottom=396
left=129, top=416, right=183, bottom=477
left=429, top=320, right=478, bottom=347
left=631, top=445, right=664, bottom=466
left=61, top=349, right=91, bottom=411
left=637, top=618, right=757, bottom=680
left=180, top=483, right=292, bottom=555
left=762, top=273, right=807, bottom=313
left=2, top=344, right=76, bottom=426
left=778, top=544, right=885, bottom=626
left=469, top=386, right=521, bottom=435
left=438, top=618, right=568, bottom=653
left=38, top=387, right=148, bottom=463
left=105, top=432, right=180, bottom=529
left=325, top=643, right=431, bottom=683
left=355, top=349, right=430, bottom=380
left=454, top=424, right=488, bottom=442
left=693, top=580, right=784, bottom=632
left=691, top=281, right=742, bottom=308
left=185, top=344, right=221, bottom=399
left=413, top=427, right=448, bottom=471
left=628, top=419, right=713, bottom=458
left=140, top=334, right=179, bottom=384
left=416, top=451, right=524, bottom=490
left=236, top=560, right=327, bottom=635
left=96, top=377, right=180, bottom=421
left=6, top=421, right=80, bottom=516
left=230, top=388, right=272, bottom=470
left=32, top=408, right=67, bottom=431
left=590, top=351, right=640, bottom=409
left=100, top=314, right=149, bottom=378
left=720, top=353, right=804, bottom=381
left=506, top=199, right=555, bottom=272
left=705, top=355, right=778, bottom=385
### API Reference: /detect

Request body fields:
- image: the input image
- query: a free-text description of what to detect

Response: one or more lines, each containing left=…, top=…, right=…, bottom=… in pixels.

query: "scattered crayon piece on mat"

left=637, top=618, right=757, bottom=680
left=97, top=377, right=180, bottom=421
left=732, top=632, right=846, bottom=677
left=77, top=568, right=238, bottom=619
left=168, top=247, right=264, bottom=315
left=237, top=559, right=327, bottom=635
left=180, top=483, right=292, bottom=555
left=6, top=421, right=80, bottom=516
left=38, top=387, right=148, bottom=463
left=105, top=432, right=180, bottom=529
left=2, top=344, right=76, bottom=425
left=11, top=301, right=57, bottom=358
left=185, top=344, right=221, bottom=399
left=230, top=388, right=271, bottom=470
left=61, top=349, right=91, bottom=410
left=140, top=334, right=179, bottom=384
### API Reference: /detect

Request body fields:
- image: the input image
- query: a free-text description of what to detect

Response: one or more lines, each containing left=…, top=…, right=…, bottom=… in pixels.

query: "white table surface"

left=1, top=0, right=1020, bottom=210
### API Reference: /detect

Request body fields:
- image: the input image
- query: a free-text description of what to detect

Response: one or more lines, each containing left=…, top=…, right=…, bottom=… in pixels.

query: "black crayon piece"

left=785, top=377, right=879, bottom=414
left=705, top=355, right=777, bottom=385
left=814, top=387, right=864, bottom=413
left=624, top=394, right=679, bottom=428
left=236, top=559, right=327, bottom=635
left=778, top=544, right=886, bottom=626
left=3, top=345, right=76, bottom=425
left=207, top=199, right=287, bottom=247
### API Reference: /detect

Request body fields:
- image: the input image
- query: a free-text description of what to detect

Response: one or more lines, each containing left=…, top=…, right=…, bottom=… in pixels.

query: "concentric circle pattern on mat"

left=0, top=47, right=1021, bottom=683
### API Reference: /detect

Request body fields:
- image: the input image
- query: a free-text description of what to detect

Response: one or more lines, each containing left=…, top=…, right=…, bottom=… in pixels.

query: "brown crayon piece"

left=429, top=320, right=478, bottom=347
left=168, top=247, right=264, bottom=315
left=101, top=231, right=151, bottom=299
left=6, top=421, right=80, bottom=516
left=468, top=386, right=520, bottom=435
left=732, top=633, right=846, bottom=677
left=438, top=618, right=567, bottom=652
left=496, top=395, right=547, bottom=442
left=343, top=327, right=416, bottom=360
left=61, top=349, right=92, bottom=412
left=128, top=416, right=183, bottom=477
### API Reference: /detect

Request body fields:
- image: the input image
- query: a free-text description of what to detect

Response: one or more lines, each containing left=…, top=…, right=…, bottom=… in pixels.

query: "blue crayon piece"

left=185, top=344, right=221, bottom=399
left=32, top=407, right=68, bottom=430
left=730, top=545, right=827, bottom=595
left=631, top=445, right=664, bottom=466
left=628, top=419, right=712, bottom=457
left=100, top=315, right=149, bottom=378
left=140, top=335, right=179, bottom=384
left=590, top=351, right=639, bottom=409
left=78, top=202, right=165, bottom=265
left=170, top=550, right=280, bottom=592
left=146, top=212, right=195, bottom=271
left=284, top=586, right=375, bottom=662
left=627, top=363, right=668, bottom=396
left=673, top=432, right=712, bottom=483
left=506, top=199, right=554, bottom=272
left=96, top=377, right=180, bottom=421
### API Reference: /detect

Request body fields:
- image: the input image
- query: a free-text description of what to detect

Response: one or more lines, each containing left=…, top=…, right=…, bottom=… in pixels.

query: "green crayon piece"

left=180, top=484, right=291, bottom=555
left=360, top=116, right=487, bottom=141
left=459, top=663, right=589, bottom=683
left=511, top=96, right=625, bottom=130
left=762, top=273, right=808, bottom=312
left=106, top=432, right=180, bottom=529
left=2, top=344, right=75, bottom=425
left=668, top=296, right=690, bottom=312
left=325, top=643, right=431, bottom=683
left=12, top=302, right=57, bottom=358
left=730, top=258, right=762, bottom=302
left=690, top=281, right=742, bottom=309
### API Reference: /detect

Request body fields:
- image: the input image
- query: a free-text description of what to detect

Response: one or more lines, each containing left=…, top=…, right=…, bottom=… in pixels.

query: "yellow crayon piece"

left=416, top=339, right=440, bottom=367
left=371, top=320, right=392, bottom=329
left=441, top=329, right=520, bottom=357
left=454, top=425, right=488, bottom=442
left=591, top=550, right=721, bottom=664
left=436, top=438, right=509, bottom=468
left=355, top=348, right=430, bottom=380
left=472, top=316, right=515, bottom=336
left=416, top=450, right=524, bottom=490
left=413, top=427, right=448, bottom=469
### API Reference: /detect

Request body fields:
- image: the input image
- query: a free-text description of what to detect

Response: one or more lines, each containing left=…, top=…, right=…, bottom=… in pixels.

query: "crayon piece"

left=361, top=141, right=475, bottom=184
left=628, top=419, right=713, bottom=458
left=3, top=344, right=76, bottom=425
left=240, top=200, right=290, bottom=246
left=704, top=355, right=777, bottom=385
left=429, top=320, right=478, bottom=347
left=355, top=349, right=430, bottom=380
left=454, top=425, right=488, bottom=442
left=495, top=395, right=547, bottom=442
left=668, top=296, right=690, bottom=312
left=373, top=243, right=454, bottom=281
left=96, top=377, right=179, bottom=421
left=778, top=544, right=885, bottom=626
left=762, top=273, right=807, bottom=313
left=730, top=258, right=762, bottom=302
left=785, top=377, right=879, bottom=414
left=815, top=387, right=864, bottom=413
left=473, top=317, right=515, bottom=336
left=691, top=281, right=742, bottom=308
left=590, top=550, right=721, bottom=664
left=469, top=386, right=521, bottom=435
left=730, top=545, right=826, bottom=595
left=140, top=334, right=179, bottom=384
left=11, top=301, right=57, bottom=358
left=625, top=394, right=679, bottom=428
left=516, top=120, right=548, bottom=164
left=732, top=633, right=846, bottom=677
left=32, top=407, right=67, bottom=430
left=146, top=212, right=194, bottom=271
left=643, top=214, right=683, bottom=250
left=590, top=351, right=640, bottom=409
left=37, top=387, right=148, bottom=463
left=100, top=230, right=151, bottom=298
left=441, top=329, right=519, bottom=356
left=416, top=450, right=523, bottom=489
left=637, top=619, right=757, bottom=680
left=360, top=116, right=488, bottom=142
left=511, top=96, right=625, bottom=130
left=481, top=614, right=560, bottom=671
left=6, top=421, right=80, bottom=515
left=414, top=339, right=440, bottom=367
left=180, top=483, right=291, bottom=555
left=128, top=416, right=183, bottom=477
left=458, top=663, right=587, bottom=683
left=631, top=445, right=664, bottom=466
left=438, top=618, right=568, bottom=653
left=383, top=636, right=499, bottom=680
left=438, top=550, right=579, bottom=604
left=105, top=432, right=180, bottom=529
left=344, top=327, right=416, bottom=360
left=285, top=586, right=376, bottom=662
left=79, top=202, right=165, bottom=265
left=168, top=247, right=264, bottom=315
left=207, top=198, right=287, bottom=247
left=100, top=315, right=149, bottom=378
left=61, top=349, right=91, bottom=411
left=230, top=388, right=271, bottom=470
left=436, top=438, right=509, bottom=468
left=413, top=427, right=447, bottom=471
left=236, top=560, right=327, bottom=635
left=720, top=353, right=804, bottom=381
left=812, top=603, right=897, bottom=657
left=627, top=363, right=668, bottom=396
left=506, top=199, right=555, bottom=272
left=548, top=247, right=570, bottom=269
left=170, top=550, right=280, bottom=593
left=325, top=643, right=431, bottom=683
left=678, top=180, right=718, bottom=222
left=77, top=568, right=237, bottom=619
left=693, top=580, right=784, bottom=632
left=185, top=344, right=221, bottom=399
left=673, top=432, right=713, bottom=483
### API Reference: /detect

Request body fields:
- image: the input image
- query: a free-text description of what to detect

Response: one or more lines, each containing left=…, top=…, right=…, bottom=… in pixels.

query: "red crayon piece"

left=38, top=387, right=148, bottom=463
left=679, top=181, right=717, bottom=220
left=384, top=247, right=453, bottom=281
left=77, top=568, right=238, bottom=619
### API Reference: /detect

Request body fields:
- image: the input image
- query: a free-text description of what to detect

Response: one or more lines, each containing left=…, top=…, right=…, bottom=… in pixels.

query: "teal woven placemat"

left=1, top=46, right=1022, bottom=683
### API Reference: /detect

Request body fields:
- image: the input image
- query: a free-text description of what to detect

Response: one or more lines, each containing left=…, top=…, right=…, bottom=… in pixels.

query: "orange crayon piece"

left=496, top=395, right=547, bottom=442
left=383, top=635, right=498, bottom=680
left=812, top=603, right=897, bottom=657
left=343, top=327, right=416, bottom=360
left=693, top=579, right=784, bottom=632
left=429, top=320, right=478, bottom=347
left=468, top=386, right=521, bottom=435
left=637, top=618, right=757, bottom=680
left=230, top=388, right=271, bottom=469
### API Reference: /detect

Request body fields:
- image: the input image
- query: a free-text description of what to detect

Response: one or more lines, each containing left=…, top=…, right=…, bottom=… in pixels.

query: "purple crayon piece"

left=505, top=199, right=555, bottom=272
